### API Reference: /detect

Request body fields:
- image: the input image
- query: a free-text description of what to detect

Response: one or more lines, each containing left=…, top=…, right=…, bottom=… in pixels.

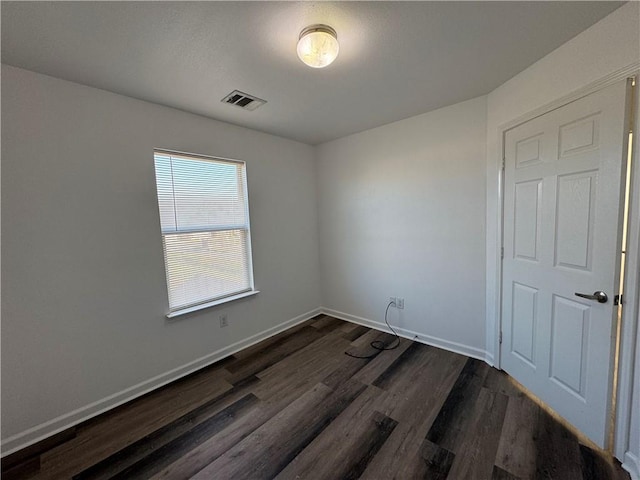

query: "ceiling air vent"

left=221, top=90, right=267, bottom=111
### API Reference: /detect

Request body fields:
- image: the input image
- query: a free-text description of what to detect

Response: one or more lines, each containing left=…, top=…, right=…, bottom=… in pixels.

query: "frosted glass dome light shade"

left=297, top=25, right=339, bottom=68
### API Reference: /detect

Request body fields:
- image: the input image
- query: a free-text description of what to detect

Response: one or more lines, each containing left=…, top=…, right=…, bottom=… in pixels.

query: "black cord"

left=345, top=301, right=401, bottom=359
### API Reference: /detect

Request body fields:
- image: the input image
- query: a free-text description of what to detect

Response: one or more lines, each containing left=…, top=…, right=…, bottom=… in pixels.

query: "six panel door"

left=501, top=80, right=630, bottom=447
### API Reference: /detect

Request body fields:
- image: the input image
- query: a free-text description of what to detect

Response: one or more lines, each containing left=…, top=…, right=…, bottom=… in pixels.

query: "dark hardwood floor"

left=2, top=315, right=630, bottom=480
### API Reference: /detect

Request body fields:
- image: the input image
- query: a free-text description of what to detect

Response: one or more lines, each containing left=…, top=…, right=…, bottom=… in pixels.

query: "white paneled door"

left=501, top=80, right=631, bottom=448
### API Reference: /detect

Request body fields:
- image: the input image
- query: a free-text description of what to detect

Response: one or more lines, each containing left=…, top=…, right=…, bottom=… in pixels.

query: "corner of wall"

left=321, top=307, right=490, bottom=364
left=311, top=143, right=327, bottom=308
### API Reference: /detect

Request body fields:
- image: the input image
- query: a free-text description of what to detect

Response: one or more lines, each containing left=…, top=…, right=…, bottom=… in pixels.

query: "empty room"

left=2, top=1, right=640, bottom=479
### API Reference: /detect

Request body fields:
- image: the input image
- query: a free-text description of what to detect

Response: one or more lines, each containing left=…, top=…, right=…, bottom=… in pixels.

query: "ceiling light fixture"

left=296, top=24, right=339, bottom=69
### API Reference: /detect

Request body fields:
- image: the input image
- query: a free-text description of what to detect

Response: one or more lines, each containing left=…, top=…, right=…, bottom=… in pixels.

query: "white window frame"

left=153, top=149, right=258, bottom=318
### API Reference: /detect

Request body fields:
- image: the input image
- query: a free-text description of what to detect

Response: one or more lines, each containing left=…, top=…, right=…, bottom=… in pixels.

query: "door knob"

left=575, top=291, right=608, bottom=303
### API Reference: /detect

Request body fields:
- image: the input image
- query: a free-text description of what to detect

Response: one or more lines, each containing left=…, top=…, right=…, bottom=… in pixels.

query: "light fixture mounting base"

left=299, top=24, right=337, bottom=41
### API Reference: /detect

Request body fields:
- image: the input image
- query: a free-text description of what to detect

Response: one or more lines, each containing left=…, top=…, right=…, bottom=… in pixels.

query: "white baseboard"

left=0, top=307, right=322, bottom=457
left=321, top=307, right=489, bottom=362
left=484, top=352, right=495, bottom=367
left=624, top=452, right=640, bottom=480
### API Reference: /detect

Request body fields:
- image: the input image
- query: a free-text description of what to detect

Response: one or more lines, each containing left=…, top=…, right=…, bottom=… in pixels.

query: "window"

left=153, top=150, right=256, bottom=317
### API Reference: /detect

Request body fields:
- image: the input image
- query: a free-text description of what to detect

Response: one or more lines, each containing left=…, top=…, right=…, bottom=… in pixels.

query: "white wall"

left=485, top=2, right=640, bottom=476
left=316, top=96, right=487, bottom=359
left=1, top=65, right=322, bottom=451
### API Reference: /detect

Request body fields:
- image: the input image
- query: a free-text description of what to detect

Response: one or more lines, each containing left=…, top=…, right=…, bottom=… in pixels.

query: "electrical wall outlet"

left=219, top=314, right=228, bottom=328
left=389, top=297, right=397, bottom=306
left=397, top=298, right=405, bottom=309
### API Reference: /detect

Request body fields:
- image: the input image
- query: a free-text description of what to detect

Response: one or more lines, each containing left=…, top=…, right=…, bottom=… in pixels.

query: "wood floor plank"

left=230, top=318, right=318, bottom=361
left=72, top=378, right=259, bottom=479
left=1, top=456, right=40, bottom=480
left=370, top=342, right=459, bottom=406
left=411, top=439, right=456, bottom=480
left=337, top=321, right=359, bottom=332
left=342, top=325, right=370, bottom=341
left=339, top=412, right=398, bottom=480
left=309, top=314, right=340, bottom=330
left=309, top=313, right=335, bottom=329
left=494, top=393, right=540, bottom=479
left=190, top=379, right=367, bottom=479
left=314, top=317, right=346, bottom=334
left=350, top=328, right=390, bottom=349
left=276, top=409, right=397, bottom=480
left=580, top=443, right=615, bottom=480
left=446, top=387, right=509, bottom=480
left=364, top=431, right=455, bottom=480
left=359, top=351, right=466, bottom=479
left=322, top=353, right=371, bottom=390
left=150, top=366, right=342, bottom=480
left=225, top=326, right=323, bottom=382
left=274, top=385, right=390, bottom=479
left=533, top=408, right=583, bottom=479
left=149, top=398, right=285, bottom=479
left=383, top=348, right=466, bottom=424
left=37, top=374, right=234, bottom=479
left=493, top=465, right=522, bottom=479
left=114, top=394, right=258, bottom=480
left=372, top=342, right=432, bottom=389
left=425, top=357, right=490, bottom=453
left=484, top=368, right=524, bottom=398
left=351, top=338, right=413, bottom=385
left=579, top=443, right=630, bottom=480
left=1, top=427, right=74, bottom=474
left=346, top=330, right=400, bottom=358
left=75, top=393, right=259, bottom=480
left=252, top=331, right=351, bottom=400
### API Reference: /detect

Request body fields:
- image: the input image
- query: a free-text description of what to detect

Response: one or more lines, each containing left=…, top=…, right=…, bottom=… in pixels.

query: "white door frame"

left=490, top=65, right=640, bottom=459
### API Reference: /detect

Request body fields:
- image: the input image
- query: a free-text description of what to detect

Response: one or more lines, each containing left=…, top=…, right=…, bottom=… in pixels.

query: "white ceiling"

left=1, top=1, right=624, bottom=145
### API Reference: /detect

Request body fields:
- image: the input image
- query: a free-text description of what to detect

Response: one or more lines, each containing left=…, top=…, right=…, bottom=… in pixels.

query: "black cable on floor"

left=345, top=301, right=401, bottom=359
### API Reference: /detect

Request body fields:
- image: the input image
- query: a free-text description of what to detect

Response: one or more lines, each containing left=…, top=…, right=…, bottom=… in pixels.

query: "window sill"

left=166, top=290, right=260, bottom=318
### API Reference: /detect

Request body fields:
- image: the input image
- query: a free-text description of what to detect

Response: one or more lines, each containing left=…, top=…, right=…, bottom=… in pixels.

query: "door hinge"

left=501, top=157, right=506, bottom=171
left=614, top=294, right=623, bottom=306
left=499, top=331, right=503, bottom=344
left=501, top=247, right=504, bottom=259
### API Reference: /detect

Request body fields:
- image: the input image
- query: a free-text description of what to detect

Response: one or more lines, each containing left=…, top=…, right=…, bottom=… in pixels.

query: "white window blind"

left=153, top=150, right=254, bottom=314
